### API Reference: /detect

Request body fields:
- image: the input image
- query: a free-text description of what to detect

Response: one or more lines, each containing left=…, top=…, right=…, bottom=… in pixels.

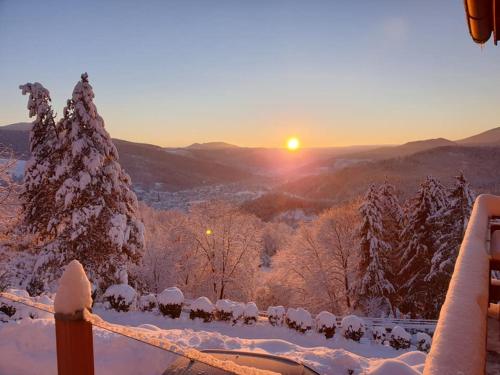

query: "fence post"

left=55, top=309, right=95, bottom=375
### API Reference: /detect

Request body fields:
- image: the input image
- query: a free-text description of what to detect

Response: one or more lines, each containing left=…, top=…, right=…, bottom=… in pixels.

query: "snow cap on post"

left=54, top=260, right=93, bottom=314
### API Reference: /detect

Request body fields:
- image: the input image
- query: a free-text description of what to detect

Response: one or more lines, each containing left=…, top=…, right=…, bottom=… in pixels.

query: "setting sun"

left=287, top=137, right=300, bottom=151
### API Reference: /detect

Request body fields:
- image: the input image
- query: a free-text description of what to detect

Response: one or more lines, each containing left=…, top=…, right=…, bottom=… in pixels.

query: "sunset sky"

left=0, top=0, right=498, bottom=148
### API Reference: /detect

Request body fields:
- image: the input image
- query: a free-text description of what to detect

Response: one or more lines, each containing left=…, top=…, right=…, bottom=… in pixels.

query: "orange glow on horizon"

left=287, top=137, right=300, bottom=151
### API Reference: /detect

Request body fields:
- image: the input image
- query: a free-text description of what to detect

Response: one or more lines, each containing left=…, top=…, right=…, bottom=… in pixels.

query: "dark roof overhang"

left=464, top=0, right=499, bottom=45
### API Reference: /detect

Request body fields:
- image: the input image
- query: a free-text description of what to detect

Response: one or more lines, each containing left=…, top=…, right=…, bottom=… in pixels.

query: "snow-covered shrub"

left=0, top=311, right=9, bottom=322
left=215, top=299, right=235, bottom=322
left=286, top=307, right=313, bottom=333
left=416, top=332, right=432, bottom=352
left=189, top=296, right=214, bottom=322
left=315, top=311, right=336, bottom=339
left=230, top=302, right=245, bottom=323
left=26, top=295, right=53, bottom=320
left=243, top=302, right=259, bottom=325
left=389, top=326, right=411, bottom=350
left=0, top=302, right=16, bottom=318
left=158, top=287, right=184, bottom=318
left=139, top=294, right=157, bottom=312
left=0, top=289, right=30, bottom=320
left=372, top=326, right=387, bottom=344
left=103, top=284, right=137, bottom=312
left=26, top=277, right=45, bottom=297
left=341, top=315, right=365, bottom=342
left=267, top=306, right=286, bottom=326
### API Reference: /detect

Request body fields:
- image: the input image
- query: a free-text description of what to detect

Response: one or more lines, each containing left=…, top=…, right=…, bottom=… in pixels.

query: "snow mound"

left=396, top=351, right=427, bottom=366
left=216, top=299, right=235, bottom=313
left=372, top=326, right=387, bottom=343
left=138, top=294, right=157, bottom=311
left=267, top=306, right=286, bottom=326
left=341, top=315, right=365, bottom=341
left=416, top=332, right=432, bottom=352
left=341, top=315, right=365, bottom=332
left=158, top=287, right=184, bottom=306
left=191, top=297, right=215, bottom=313
left=267, top=306, right=285, bottom=317
left=367, top=359, right=421, bottom=375
left=315, top=311, right=336, bottom=328
left=391, top=326, right=411, bottom=341
left=53, top=260, right=92, bottom=314
left=104, top=284, right=137, bottom=312
left=104, top=284, right=136, bottom=304
left=231, top=302, right=245, bottom=320
left=286, top=307, right=313, bottom=332
left=244, top=302, right=259, bottom=318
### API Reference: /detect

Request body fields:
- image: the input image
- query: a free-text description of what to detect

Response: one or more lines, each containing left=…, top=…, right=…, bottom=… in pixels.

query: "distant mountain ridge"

left=278, top=144, right=500, bottom=202
left=2, top=123, right=500, bottom=195
left=457, top=127, right=500, bottom=145
left=0, top=123, right=254, bottom=191
left=186, top=141, right=239, bottom=150
left=1, top=122, right=31, bottom=131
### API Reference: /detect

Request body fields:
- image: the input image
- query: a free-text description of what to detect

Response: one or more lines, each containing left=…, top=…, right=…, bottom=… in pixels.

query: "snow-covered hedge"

left=0, top=301, right=16, bottom=318
left=103, top=284, right=137, bottom=312
left=157, top=287, right=184, bottom=318
left=416, top=332, right=432, bottom=352
left=389, top=326, right=411, bottom=350
left=372, top=326, right=387, bottom=344
left=215, top=299, right=234, bottom=321
left=138, top=294, right=157, bottom=312
left=267, top=306, right=286, bottom=326
left=285, top=307, right=313, bottom=333
left=315, top=311, right=336, bottom=339
left=243, top=302, right=259, bottom=325
left=0, top=289, right=31, bottom=321
left=341, top=315, right=365, bottom=342
left=189, top=296, right=215, bottom=322
left=0, top=289, right=53, bottom=321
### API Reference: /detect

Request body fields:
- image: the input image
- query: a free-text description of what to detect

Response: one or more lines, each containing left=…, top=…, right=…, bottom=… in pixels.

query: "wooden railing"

left=423, top=194, right=500, bottom=375
left=0, top=292, right=257, bottom=375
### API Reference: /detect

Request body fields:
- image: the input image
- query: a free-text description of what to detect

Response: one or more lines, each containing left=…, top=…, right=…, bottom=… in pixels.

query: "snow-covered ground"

left=0, top=298, right=427, bottom=375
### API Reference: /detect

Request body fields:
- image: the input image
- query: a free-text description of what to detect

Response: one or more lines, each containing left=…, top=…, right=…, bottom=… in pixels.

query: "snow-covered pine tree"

left=424, top=172, right=475, bottom=312
left=19, top=83, right=60, bottom=243
left=38, top=73, right=145, bottom=293
left=397, top=176, right=449, bottom=318
left=355, top=184, right=395, bottom=316
left=377, top=180, right=403, bottom=286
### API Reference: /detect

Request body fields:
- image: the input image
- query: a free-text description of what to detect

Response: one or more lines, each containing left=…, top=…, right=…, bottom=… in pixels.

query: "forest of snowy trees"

left=0, top=74, right=475, bottom=319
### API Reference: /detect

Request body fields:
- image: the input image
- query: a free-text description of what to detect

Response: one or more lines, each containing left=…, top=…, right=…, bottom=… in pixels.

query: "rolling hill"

left=3, top=122, right=500, bottom=200
left=457, top=127, right=500, bottom=145
left=0, top=123, right=255, bottom=191
left=278, top=145, right=500, bottom=202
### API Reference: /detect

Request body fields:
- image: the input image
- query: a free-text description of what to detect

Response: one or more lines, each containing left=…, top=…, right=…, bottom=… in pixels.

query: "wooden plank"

left=55, top=314, right=94, bottom=375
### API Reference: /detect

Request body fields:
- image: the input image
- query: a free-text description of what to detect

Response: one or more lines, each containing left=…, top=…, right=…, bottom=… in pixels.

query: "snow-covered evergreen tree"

left=18, top=83, right=60, bottom=242
left=424, top=173, right=475, bottom=312
left=397, top=176, right=449, bottom=318
left=355, top=184, right=395, bottom=316
left=377, top=181, right=403, bottom=286
left=34, top=73, right=145, bottom=293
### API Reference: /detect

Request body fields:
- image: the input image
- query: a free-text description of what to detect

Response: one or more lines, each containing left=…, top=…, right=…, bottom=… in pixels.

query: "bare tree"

left=271, top=202, right=359, bottom=314
left=0, top=147, right=21, bottom=238
left=185, top=201, right=262, bottom=301
left=134, top=201, right=263, bottom=302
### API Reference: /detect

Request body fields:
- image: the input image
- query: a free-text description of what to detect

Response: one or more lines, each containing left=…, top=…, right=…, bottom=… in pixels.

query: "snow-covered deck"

left=424, top=194, right=500, bottom=375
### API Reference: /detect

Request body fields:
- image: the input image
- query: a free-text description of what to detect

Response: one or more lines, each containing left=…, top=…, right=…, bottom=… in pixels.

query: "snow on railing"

left=423, top=194, right=499, bottom=375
